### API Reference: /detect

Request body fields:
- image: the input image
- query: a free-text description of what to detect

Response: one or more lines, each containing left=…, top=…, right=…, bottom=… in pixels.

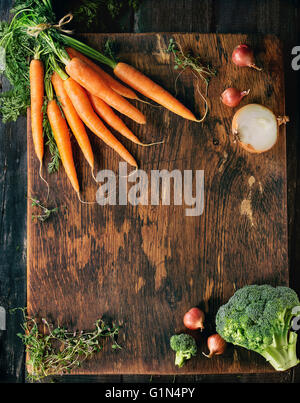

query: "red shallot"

left=221, top=87, right=250, bottom=108
left=183, top=307, right=205, bottom=331
left=232, top=44, right=262, bottom=71
left=202, top=334, right=227, bottom=358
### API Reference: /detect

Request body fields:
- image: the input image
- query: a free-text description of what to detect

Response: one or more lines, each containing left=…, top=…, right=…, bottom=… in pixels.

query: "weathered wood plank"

left=213, top=0, right=300, bottom=382
left=27, top=32, right=288, bottom=375
left=133, top=0, right=300, bottom=383
left=134, top=0, right=214, bottom=33
left=1, top=0, right=300, bottom=383
left=0, top=0, right=26, bottom=383
left=53, top=0, right=134, bottom=34
left=52, top=370, right=293, bottom=383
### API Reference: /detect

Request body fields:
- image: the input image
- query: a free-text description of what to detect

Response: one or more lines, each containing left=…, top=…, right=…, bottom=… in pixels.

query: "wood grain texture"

left=0, top=0, right=298, bottom=385
left=0, top=0, right=26, bottom=383
left=134, top=0, right=214, bottom=32
left=27, top=33, right=288, bottom=375
left=50, top=371, right=294, bottom=383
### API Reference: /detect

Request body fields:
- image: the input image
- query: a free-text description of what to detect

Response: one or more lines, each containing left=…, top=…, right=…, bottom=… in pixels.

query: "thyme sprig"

left=13, top=308, right=121, bottom=382
left=167, top=38, right=217, bottom=122
left=31, top=197, right=58, bottom=222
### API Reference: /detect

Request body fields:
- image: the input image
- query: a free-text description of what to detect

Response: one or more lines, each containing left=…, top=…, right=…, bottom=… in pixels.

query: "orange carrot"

left=51, top=72, right=94, bottom=170
left=88, top=92, right=144, bottom=145
left=66, top=47, right=137, bottom=100
left=63, top=77, right=138, bottom=168
left=114, top=62, right=198, bottom=121
left=30, top=59, right=44, bottom=163
left=47, top=99, right=80, bottom=193
left=65, top=57, right=146, bottom=125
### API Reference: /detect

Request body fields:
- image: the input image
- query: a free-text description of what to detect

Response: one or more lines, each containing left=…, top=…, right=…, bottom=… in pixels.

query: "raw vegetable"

left=183, top=307, right=205, bottom=331
left=51, top=55, right=139, bottom=170
left=62, top=75, right=138, bottom=168
left=45, top=75, right=80, bottom=193
left=216, top=284, right=300, bottom=371
left=30, top=54, right=50, bottom=197
left=89, top=92, right=163, bottom=147
left=66, top=46, right=137, bottom=100
left=0, top=1, right=61, bottom=174
left=232, top=44, right=262, bottom=71
left=51, top=71, right=94, bottom=170
left=202, top=334, right=227, bottom=358
left=170, top=333, right=197, bottom=367
left=64, top=56, right=146, bottom=124
left=232, top=104, right=289, bottom=153
left=88, top=92, right=144, bottom=145
left=47, top=99, right=79, bottom=192
left=113, top=62, right=198, bottom=121
left=29, top=56, right=45, bottom=166
left=12, top=308, right=121, bottom=382
left=221, top=87, right=250, bottom=108
left=61, top=35, right=200, bottom=121
left=0, top=0, right=215, bottom=196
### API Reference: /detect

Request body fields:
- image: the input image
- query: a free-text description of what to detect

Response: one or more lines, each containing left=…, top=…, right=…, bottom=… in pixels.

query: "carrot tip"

left=77, top=191, right=97, bottom=205
left=138, top=139, right=164, bottom=147
left=119, top=165, right=139, bottom=179
left=136, top=98, right=162, bottom=109
left=91, top=168, right=98, bottom=183
left=39, top=162, right=50, bottom=202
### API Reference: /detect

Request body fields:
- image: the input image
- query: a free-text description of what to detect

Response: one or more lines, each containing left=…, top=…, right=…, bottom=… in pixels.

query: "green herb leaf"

left=166, top=38, right=217, bottom=122
left=72, top=1, right=100, bottom=27
left=12, top=308, right=122, bottom=382
left=30, top=197, right=59, bottom=222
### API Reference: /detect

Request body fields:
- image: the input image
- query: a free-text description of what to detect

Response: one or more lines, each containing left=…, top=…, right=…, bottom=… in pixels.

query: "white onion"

left=232, top=104, right=287, bottom=154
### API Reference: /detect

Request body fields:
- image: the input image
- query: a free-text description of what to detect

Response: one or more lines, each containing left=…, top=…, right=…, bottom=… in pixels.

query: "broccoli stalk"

left=216, top=285, right=300, bottom=372
left=170, top=333, right=197, bottom=368
left=259, top=327, right=299, bottom=371
left=175, top=349, right=193, bottom=368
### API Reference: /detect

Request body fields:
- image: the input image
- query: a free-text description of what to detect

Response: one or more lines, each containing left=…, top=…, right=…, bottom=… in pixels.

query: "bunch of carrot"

left=30, top=39, right=199, bottom=199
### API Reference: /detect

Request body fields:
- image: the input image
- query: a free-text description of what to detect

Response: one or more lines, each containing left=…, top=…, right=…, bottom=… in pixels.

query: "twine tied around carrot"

left=27, top=13, right=74, bottom=37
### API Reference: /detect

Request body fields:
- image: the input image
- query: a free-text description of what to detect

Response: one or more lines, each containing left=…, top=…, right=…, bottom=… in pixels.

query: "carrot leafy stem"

left=42, top=98, right=60, bottom=173
left=104, top=39, right=118, bottom=63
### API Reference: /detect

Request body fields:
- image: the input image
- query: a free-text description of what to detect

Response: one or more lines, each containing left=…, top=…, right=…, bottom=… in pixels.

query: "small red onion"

left=202, top=334, right=227, bottom=358
left=183, top=307, right=205, bottom=331
left=221, top=88, right=250, bottom=108
left=232, top=44, right=262, bottom=71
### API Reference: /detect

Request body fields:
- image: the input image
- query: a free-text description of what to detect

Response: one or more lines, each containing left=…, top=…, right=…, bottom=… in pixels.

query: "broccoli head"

left=170, top=333, right=197, bottom=367
left=216, top=284, right=300, bottom=371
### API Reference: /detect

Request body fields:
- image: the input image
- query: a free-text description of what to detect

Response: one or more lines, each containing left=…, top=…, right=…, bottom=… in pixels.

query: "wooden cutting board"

left=27, top=33, right=288, bottom=374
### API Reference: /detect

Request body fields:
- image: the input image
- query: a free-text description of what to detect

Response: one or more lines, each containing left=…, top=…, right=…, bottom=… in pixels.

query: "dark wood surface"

left=28, top=32, right=288, bottom=376
left=1, top=0, right=300, bottom=383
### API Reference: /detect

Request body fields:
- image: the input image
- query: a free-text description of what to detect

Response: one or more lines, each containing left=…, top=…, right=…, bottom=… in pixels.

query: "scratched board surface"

left=27, top=34, right=287, bottom=374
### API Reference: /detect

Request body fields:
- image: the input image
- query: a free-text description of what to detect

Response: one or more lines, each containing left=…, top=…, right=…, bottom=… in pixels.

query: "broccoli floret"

left=170, top=333, right=197, bottom=367
left=216, top=285, right=300, bottom=371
